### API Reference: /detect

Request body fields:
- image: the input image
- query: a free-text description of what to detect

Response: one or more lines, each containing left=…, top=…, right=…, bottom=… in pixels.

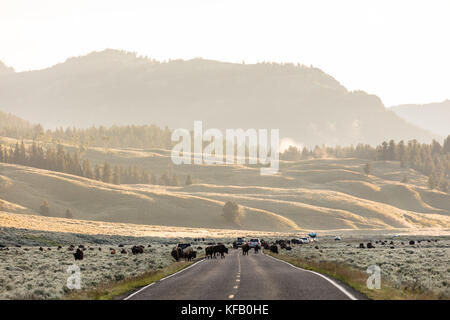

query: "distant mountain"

left=0, top=61, right=14, bottom=75
left=391, top=100, right=450, bottom=137
left=0, top=49, right=437, bottom=146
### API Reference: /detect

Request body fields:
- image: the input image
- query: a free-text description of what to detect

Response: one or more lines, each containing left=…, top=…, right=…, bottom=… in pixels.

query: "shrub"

left=39, top=200, right=50, bottom=216
left=222, top=201, right=244, bottom=226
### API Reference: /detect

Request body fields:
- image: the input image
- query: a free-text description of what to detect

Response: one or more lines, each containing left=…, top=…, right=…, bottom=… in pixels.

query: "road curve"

left=125, top=249, right=361, bottom=300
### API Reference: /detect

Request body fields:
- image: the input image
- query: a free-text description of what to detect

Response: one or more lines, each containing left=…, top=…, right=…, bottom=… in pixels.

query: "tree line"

left=281, top=135, right=450, bottom=193
left=44, top=125, right=173, bottom=150
left=0, top=110, right=173, bottom=149
left=0, top=141, right=193, bottom=186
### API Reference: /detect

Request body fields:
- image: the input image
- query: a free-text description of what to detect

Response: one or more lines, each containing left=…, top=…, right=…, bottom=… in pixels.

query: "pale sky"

left=1, top=0, right=449, bottom=107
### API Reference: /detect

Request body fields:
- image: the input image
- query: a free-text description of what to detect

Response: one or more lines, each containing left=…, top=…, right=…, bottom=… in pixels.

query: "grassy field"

left=1, top=225, right=449, bottom=299
left=269, top=235, right=450, bottom=299
left=0, top=226, right=234, bottom=300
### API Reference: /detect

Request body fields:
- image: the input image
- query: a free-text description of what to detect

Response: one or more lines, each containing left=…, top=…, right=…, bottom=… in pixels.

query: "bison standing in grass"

left=183, top=246, right=197, bottom=261
left=172, top=245, right=197, bottom=261
left=269, top=245, right=278, bottom=254
left=132, top=245, right=144, bottom=254
left=74, top=248, right=83, bottom=260
left=171, top=247, right=182, bottom=261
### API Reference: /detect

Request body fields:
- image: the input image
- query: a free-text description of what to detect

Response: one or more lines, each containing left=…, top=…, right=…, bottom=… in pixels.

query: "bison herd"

left=0, top=243, right=152, bottom=261
left=167, top=237, right=317, bottom=263
left=356, top=239, right=438, bottom=249
left=171, top=245, right=197, bottom=262
left=167, top=236, right=440, bottom=263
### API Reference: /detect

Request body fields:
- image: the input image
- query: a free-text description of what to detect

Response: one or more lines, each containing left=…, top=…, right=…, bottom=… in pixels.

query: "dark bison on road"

left=205, top=244, right=228, bottom=259
left=242, top=243, right=250, bottom=255
left=214, top=244, right=228, bottom=258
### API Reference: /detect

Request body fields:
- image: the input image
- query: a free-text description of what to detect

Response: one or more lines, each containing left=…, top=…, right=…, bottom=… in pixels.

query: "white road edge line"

left=263, top=253, right=358, bottom=300
left=123, top=259, right=204, bottom=300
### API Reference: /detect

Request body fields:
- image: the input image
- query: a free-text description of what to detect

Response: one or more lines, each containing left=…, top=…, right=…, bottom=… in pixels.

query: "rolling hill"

left=1, top=144, right=449, bottom=233
left=390, top=100, right=450, bottom=137
left=0, top=49, right=437, bottom=147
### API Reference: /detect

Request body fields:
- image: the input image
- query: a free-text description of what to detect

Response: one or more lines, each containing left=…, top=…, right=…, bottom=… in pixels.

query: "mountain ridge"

left=391, top=100, right=450, bottom=137
left=0, top=49, right=438, bottom=147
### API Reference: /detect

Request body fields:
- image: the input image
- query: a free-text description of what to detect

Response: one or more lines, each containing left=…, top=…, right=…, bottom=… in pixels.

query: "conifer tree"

left=102, top=161, right=112, bottom=183
left=113, top=165, right=121, bottom=185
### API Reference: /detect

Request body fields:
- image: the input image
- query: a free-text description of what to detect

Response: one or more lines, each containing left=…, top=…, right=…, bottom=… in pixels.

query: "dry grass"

left=0, top=211, right=296, bottom=239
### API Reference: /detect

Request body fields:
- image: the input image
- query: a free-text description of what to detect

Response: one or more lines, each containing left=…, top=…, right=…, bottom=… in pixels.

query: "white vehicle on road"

left=248, top=239, right=261, bottom=248
left=299, top=237, right=310, bottom=244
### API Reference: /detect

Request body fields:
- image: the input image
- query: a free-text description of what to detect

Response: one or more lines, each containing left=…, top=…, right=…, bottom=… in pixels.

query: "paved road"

left=125, top=249, right=360, bottom=300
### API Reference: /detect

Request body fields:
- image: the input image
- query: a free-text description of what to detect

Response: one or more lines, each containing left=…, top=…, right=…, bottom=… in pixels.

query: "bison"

left=205, top=246, right=214, bottom=259
left=74, top=248, right=84, bottom=260
left=171, top=247, right=182, bottom=261
left=131, top=245, right=144, bottom=254
left=269, top=245, right=278, bottom=254
left=183, top=246, right=197, bottom=261
left=213, top=244, right=228, bottom=258
left=242, top=243, right=250, bottom=255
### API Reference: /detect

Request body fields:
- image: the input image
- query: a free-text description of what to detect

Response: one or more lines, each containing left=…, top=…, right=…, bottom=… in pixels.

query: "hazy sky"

left=1, top=0, right=449, bottom=106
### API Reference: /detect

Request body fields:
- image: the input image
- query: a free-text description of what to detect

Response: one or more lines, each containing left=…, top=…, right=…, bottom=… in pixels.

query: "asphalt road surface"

left=125, top=249, right=362, bottom=300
